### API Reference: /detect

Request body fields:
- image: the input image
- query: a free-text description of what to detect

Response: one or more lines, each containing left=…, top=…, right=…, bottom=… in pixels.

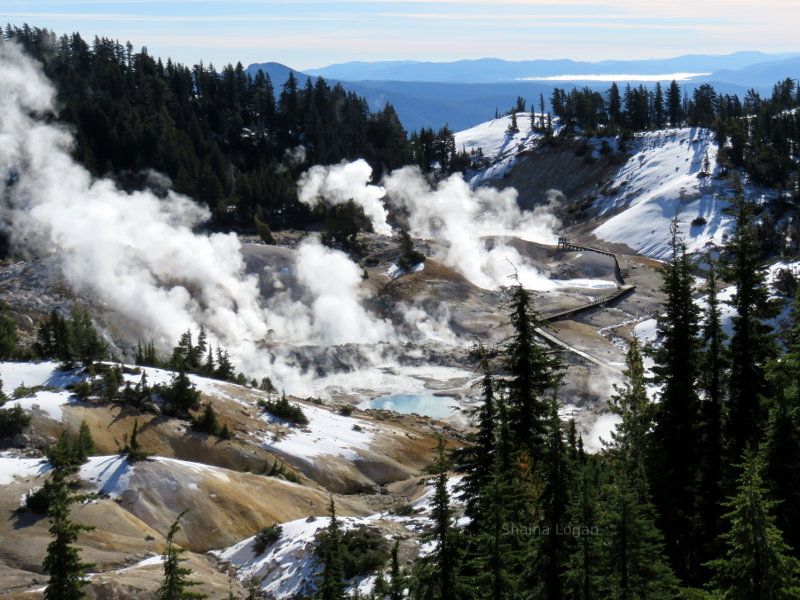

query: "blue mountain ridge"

left=246, top=53, right=799, bottom=133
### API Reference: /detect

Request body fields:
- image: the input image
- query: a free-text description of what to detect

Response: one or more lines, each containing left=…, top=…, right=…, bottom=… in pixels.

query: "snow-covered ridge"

left=593, top=128, right=736, bottom=259
left=454, top=113, right=551, bottom=185
left=0, top=360, right=240, bottom=423
left=214, top=474, right=466, bottom=599
left=453, top=118, right=777, bottom=260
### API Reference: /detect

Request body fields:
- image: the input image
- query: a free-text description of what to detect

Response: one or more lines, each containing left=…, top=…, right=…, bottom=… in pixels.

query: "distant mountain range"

left=246, top=52, right=800, bottom=133
left=302, top=52, right=799, bottom=83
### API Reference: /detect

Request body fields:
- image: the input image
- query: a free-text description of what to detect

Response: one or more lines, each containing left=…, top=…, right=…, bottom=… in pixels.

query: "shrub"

left=13, top=384, right=44, bottom=399
left=252, top=524, right=283, bottom=555
left=191, top=403, right=234, bottom=440
left=154, top=368, right=200, bottom=417
left=258, top=394, right=308, bottom=426
left=691, top=216, right=707, bottom=227
left=25, top=486, right=52, bottom=514
left=389, top=502, right=415, bottom=517
left=338, top=405, right=354, bottom=417
left=396, top=228, right=426, bottom=271
left=0, top=404, right=31, bottom=439
left=339, top=526, right=391, bottom=579
left=261, top=458, right=301, bottom=483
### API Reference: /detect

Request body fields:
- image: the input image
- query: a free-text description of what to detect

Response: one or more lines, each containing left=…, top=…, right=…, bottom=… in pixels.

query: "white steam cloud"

left=297, top=159, right=392, bottom=235
left=262, top=236, right=393, bottom=345
left=297, top=160, right=562, bottom=291
left=383, top=166, right=561, bottom=291
left=0, top=43, right=391, bottom=392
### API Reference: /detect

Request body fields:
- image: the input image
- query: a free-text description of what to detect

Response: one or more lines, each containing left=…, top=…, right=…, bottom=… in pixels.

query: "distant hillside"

left=248, top=55, right=795, bottom=132
left=303, top=52, right=799, bottom=83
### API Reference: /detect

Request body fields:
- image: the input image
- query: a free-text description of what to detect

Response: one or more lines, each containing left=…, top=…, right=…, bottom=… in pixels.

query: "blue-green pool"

left=358, top=393, right=456, bottom=419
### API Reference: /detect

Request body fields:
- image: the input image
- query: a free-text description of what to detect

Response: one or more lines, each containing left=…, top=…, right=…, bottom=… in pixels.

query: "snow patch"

left=592, top=128, right=734, bottom=258
left=260, top=403, right=376, bottom=464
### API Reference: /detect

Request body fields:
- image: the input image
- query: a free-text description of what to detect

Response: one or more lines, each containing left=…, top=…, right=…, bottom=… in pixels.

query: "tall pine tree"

left=648, top=220, right=703, bottom=582
left=706, top=450, right=800, bottom=599
left=409, top=437, right=462, bottom=600
left=762, top=293, right=800, bottom=555
left=158, top=510, right=206, bottom=600
left=503, top=283, right=563, bottom=462
left=721, top=175, right=779, bottom=473
left=318, top=498, right=346, bottom=600
left=596, top=339, right=678, bottom=599
left=42, top=467, right=95, bottom=600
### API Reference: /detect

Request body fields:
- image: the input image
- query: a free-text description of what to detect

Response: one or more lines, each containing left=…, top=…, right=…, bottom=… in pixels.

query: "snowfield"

left=0, top=361, right=83, bottom=420
left=454, top=113, right=549, bottom=185
left=259, top=402, right=377, bottom=464
left=214, top=474, right=466, bottom=599
left=454, top=117, right=774, bottom=261
left=593, top=128, right=736, bottom=259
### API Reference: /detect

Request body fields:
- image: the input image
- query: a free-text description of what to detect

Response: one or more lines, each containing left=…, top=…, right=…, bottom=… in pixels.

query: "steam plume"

left=297, top=159, right=392, bottom=235
left=0, top=43, right=391, bottom=392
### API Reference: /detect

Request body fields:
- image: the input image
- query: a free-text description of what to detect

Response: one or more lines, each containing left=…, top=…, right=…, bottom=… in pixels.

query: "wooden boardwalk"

left=541, top=237, right=636, bottom=323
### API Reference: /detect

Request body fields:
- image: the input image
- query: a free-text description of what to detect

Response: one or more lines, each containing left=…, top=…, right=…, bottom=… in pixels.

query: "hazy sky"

left=3, top=0, right=799, bottom=71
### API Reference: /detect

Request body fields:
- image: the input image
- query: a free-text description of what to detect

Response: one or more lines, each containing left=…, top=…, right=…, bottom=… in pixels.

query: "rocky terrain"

left=5, top=111, right=789, bottom=597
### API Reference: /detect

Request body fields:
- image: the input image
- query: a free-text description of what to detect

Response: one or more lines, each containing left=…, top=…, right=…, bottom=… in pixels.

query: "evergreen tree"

left=667, top=80, right=684, bottom=126
left=396, top=227, right=425, bottom=271
left=697, top=259, right=729, bottom=563
left=453, top=351, right=496, bottom=528
left=160, top=367, right=201, bottom=416
left=503, top=283, right=564, bottom=461
left=75, top=420, right=97, bottom=463
left=468, top=455, right=523, bottom=600
left=607, top=83, right=622, bottom=127
left=721, top=176, right=780, bottom=472
left=706, top=450, right=800, bottom=599
left=409, top=437, right=462, bottom=600
left=42, top=467, right=95, bottom=600
left=192, top=403, right=221, bottom=436
left=596, top=340, right=679, bottom=599
left=69, top=306, right=107, bottom=367
left=648, top=220, right=703, bottom=582
left=467, top=392, right=538, bottom=600
left=318, top=498, right=346, bottom=600
left=389, top=541, right=405, bottom=600
left=762, top=293, right=800, bottom=554
left=654, top=82, right=666, bottom=128
left=158, top=510, right=207, bottom=600
left=533, top=395, right=574, bottom=600
left=0, top=304, right=19, bottom=359
left=564, top=455, right=600, bottom=600
left=506, top=110, right=519, bottom=134
left=0, top=402, right=31, bottom=439
left=135, top=341, right=160, bottom=367
left=123, top=419, right=150, bottom=462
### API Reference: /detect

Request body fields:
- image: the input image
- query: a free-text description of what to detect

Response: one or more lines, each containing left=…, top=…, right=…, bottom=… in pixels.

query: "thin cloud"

left=0, top=12, right=355, bottom=22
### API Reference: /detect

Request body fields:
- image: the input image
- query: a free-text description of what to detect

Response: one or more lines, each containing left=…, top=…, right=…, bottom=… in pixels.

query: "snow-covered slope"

left=260, top=402, right=377, bottom=464
left=454, top=113, right=549, bottom=184
left=214, top=475, right=465, bottom=599
left=0, top=361, right=83, bottom=420
left=593, top=128, right=736, bottom=258
left=454, top=119, right=774, bottom=260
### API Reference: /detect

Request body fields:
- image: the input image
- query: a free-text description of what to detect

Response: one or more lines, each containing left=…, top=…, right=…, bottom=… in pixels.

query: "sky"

left=2, top=0, right=799, bottom=71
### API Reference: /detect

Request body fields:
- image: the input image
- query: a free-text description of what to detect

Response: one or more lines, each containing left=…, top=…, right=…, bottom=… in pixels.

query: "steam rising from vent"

left=297, top=159, right=392, bottom=235
left=0, top=43, right=390, bottom=391
left=297, top=160, right=562, bottom=291
left=262, top=236, right=393, bottom=345
left=383, top=166, right=561, bottom=290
